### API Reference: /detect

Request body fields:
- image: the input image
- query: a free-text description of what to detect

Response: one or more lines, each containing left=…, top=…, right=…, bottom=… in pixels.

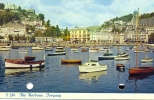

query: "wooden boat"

left=129, top=67, right=154, bottom=75
left=98, top=55, right=116, bottom=60
left=81, top=48, right=88, bottom=52
left=47, top=52, right=66, bottom=56
left=116, top=63, right=124, bottom=67
left=5, top=59, right=45, bottom=69
left=78, top=60, right=107, bottom=72
left=61, top=59, right=82, bottom=64
left=114, top=55, right=129, bottom=60
left=24, top=56, right=36, bottom=61
left=129, top=8, right=154, bottom=75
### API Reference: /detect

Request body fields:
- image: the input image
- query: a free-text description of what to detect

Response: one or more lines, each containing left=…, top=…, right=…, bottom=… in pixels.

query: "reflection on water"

left=5, top=68, right=44, bottom=77
left=79, top=71, right=107, bottom=85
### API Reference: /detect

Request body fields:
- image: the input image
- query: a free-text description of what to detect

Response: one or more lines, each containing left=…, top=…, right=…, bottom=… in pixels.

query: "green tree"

left=63, top=27, right=70, bottom=41
left=38, top=13, right=45, bottom=24
left=56, top=25, right=61, bottom=37
left=0, top=3, right=4, bottom=9
left=34, top=30, right=43, bottom=37
left=47, top=19, right=50, bottom=27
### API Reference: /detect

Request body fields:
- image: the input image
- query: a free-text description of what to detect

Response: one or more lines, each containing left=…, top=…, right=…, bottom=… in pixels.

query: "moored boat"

left=129, top=67, right=154, bottom=75
left=5, top=59, right=45, bottom=69
left=78, top=60, right=107, bottom=73
left=61, top=59, right=82, bottom=64
left=24, top=56, right=36, bottom=61
left=98, top=55, right=116, bottom=60
left=114, top=55, right=129, bottom=60
left=141, top=58, right=153, bottom=63
left=0, top=46, right=11, bottom=51
left=47, top=52, right=66, bottom=56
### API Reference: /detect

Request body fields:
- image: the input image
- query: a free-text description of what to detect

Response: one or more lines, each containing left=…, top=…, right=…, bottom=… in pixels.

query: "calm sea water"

left=0, top=46, right=154, bottom=93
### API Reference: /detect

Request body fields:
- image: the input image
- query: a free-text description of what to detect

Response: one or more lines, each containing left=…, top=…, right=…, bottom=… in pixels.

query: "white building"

left=4, top=3, right=19, bottom=9
left=21, top=20, right=42, bottom=26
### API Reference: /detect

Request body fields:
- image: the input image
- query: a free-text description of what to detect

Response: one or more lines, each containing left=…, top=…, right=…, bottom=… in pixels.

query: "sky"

left=1, top=0, right=154, bottom=29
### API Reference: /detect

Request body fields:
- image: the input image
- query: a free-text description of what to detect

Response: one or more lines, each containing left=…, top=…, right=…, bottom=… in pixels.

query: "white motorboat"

left=18, top=50, right=28, bottom=52
left=141, top=58, right=153, bottom=63
left=32, top=46, right=44, bottom=50
left=47, top=52, right=66, bottom=56
left=114, top=55, right=129, bottom=60
left=89, top=49, right=99, bottom=52
left=117, top=52, right=129, bottom=57
left=78, top=60, right=107, bottom=72
left=0, top=46, right=11, bottom=51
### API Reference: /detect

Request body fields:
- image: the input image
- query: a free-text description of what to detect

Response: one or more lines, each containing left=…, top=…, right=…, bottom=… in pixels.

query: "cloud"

left=1, top=0, right=154, bottom=28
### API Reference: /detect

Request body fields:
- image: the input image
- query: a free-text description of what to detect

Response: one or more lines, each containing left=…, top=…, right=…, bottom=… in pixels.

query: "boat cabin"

left=83, top=60, right=100, bottom=66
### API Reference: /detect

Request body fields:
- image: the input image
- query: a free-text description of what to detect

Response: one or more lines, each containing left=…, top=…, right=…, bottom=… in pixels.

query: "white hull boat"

left=0, top=46, right=11, bottom=51
left=47, top=52, right=66, bottom=56
left=89, top=50, right=99, bottom=52
left=78, top=60, right=107, bottom=72
left=114, top=56, right=129, bottom=60
left=32, top=46, right=44, bottom=50
left=141, top=58, right=153, bottom=63
left=5, top=59, right=45, bottom=69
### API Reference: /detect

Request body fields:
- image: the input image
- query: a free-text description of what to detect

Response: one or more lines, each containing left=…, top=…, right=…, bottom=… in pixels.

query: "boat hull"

left=141, top=58, right=153, bottom=63
left=5, top=59, right=45, bottom=69
left=129, top=67, right=154, bottom=75
left=98, top=56, right=116, bottom=60
left=61, top=59, right=82, bottom=64
left=114, top=56, right=129, bottom=60
left=78, top=65, right=107, bottom=73
left=47, top=52, right=66, bottom=56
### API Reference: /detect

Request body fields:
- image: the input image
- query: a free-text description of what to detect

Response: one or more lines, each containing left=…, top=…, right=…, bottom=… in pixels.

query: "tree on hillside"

left=34, top=30, right=43, bottom=37
left=46, top=20, right=50, bottom=27
left=38, top=13, right=45, bottom=24
left=56, top=25, right=61, bottom=37
left=0, top=3, right=4, bottom=9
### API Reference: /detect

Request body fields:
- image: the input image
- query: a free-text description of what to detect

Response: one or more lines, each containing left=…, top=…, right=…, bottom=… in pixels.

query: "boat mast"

left=135, top=8, right=139, bottom=67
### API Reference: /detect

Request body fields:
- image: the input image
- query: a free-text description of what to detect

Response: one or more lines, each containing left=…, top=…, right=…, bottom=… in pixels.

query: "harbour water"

left=0, top=46, right=154, bottom=93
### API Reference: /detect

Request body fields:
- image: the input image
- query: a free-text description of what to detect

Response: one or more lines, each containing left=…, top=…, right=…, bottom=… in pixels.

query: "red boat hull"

left=129, top=67, right=154, bottom=75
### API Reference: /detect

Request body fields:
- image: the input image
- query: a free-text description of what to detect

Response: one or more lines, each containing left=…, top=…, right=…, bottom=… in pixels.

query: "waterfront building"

left=101, top=32, right=113, bottom=43
left=0, top=22, right=26, bottom=41
left=90, top=30, right=102, bottom=42
left=69, top=27, right=90, bottom=43
left=35, top=37, right=63, bottom=43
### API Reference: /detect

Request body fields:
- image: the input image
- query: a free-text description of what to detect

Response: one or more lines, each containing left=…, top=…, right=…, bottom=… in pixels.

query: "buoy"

left=118, top=84, right=125, bottom=90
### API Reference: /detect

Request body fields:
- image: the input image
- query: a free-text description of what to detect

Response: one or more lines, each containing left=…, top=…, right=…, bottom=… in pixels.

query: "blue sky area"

left=1, top=0, right=154, bottom=28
